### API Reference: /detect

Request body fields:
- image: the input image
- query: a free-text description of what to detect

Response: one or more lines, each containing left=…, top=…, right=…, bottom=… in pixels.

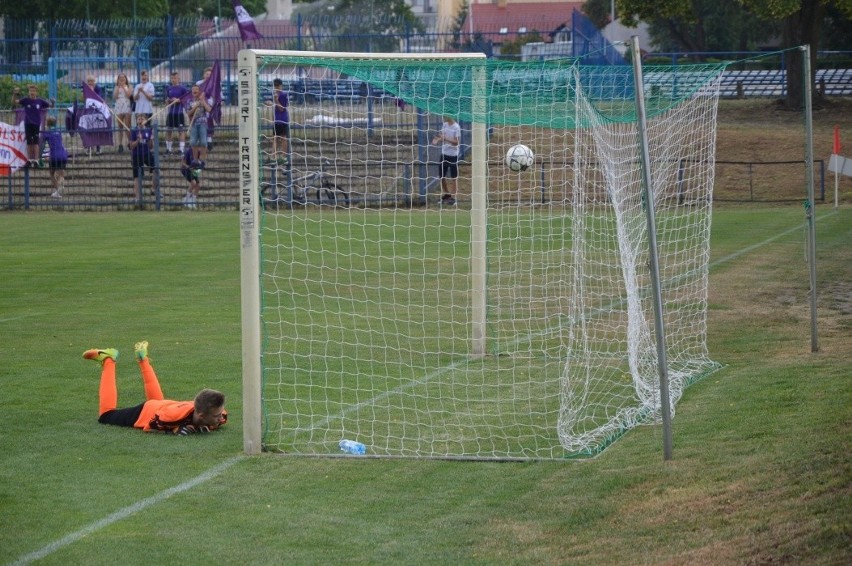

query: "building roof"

left=462, top=2, right=584, bottom=43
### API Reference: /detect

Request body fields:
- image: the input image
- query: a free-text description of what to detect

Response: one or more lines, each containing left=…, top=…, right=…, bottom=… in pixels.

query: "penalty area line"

left=10, top=456, right=244, bottom=566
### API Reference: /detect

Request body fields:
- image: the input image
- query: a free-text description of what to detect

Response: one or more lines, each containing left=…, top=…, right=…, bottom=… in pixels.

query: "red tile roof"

left=462, top=2, right=584, bottom=43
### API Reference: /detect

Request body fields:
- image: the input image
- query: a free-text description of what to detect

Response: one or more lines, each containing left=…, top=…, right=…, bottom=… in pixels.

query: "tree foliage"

left=614, top=0, right=852, bottom=108
left=613, top=0, right=780, bottom=52
left=448, top=0, right=470, bottom=50
left=0, top=0, right=266, bottom=19
left=582, top=0, right=613, bottom=29
left=292, top=0, right=423, bottom=53
left=498, top=31, right=546, bottom=58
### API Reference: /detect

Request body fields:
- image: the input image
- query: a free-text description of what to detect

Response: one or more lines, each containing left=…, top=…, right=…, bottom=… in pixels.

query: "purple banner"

left=180, top=60, right=222, bottom=127
left=77, top=82, right=113, bottom=148
left=233, top=0, right=263, bottom=41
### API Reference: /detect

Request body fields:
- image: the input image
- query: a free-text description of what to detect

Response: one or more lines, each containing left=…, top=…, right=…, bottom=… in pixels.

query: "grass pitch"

left=0, top=206, right=849, bottom=564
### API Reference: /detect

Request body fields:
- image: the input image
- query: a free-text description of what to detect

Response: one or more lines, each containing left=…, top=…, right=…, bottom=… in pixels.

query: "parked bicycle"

left=261, top=157, right=349, bottom=208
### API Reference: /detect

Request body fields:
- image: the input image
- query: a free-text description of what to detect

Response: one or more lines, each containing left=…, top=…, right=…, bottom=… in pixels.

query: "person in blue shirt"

left=272, top=78, right=290, bottom=165
left=180, top=146, right=202, bottom=209
left=129, top=113, right=157, bottom=202
left=12, top=84, right=53, bottom=167
left=41, top=116, right=69, bottom=198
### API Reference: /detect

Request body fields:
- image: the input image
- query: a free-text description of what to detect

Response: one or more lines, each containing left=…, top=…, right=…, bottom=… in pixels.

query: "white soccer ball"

left=505, top=144, right=534, bottom=172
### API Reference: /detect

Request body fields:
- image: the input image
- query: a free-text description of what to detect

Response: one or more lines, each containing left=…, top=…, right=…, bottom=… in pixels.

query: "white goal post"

left=239, top=50, right=489, bottom=455
left=239, top=48, right=723, bottom=459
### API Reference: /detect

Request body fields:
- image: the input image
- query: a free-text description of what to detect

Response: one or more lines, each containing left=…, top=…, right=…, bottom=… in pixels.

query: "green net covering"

left=258, top=54, right=727, bottom=128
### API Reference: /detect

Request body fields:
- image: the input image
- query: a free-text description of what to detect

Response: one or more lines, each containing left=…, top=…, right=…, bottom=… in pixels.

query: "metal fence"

left=0, top=17, right=847, bottom=211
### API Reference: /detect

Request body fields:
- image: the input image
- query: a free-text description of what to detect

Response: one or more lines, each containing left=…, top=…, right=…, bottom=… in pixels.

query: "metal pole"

left=630, top=35, right=673, bottom=460
left=802, top=44, right=819, bottom=353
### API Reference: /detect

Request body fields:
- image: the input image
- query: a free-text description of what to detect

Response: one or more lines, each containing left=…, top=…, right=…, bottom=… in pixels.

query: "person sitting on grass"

left=83, top=341, right=227, bottom=435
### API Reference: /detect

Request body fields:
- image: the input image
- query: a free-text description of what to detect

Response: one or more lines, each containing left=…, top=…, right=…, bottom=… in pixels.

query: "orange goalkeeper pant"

left=98, top=357, right=165, bottom=417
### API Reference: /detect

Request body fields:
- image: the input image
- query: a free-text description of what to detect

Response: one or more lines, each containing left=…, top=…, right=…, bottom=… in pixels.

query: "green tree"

left=0, top=0, right=265, bottom=19
left=739, top=0, right=852, bottom=107
left=498, top=31, right=546, bottom=60
left=294, top=0, right=422, bottom=53
left=448, top=0, right=470, bottom=50
left=617, top=0, right=852, bottom=108
left=614, top=0, right=779, bottom=54
left=582, top=0, right=613, bottom=29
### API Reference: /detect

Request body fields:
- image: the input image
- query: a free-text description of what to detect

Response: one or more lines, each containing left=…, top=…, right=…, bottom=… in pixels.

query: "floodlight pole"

left=630, top=35, right=673, bottom=461
left=801, top=44, right=819, bottom=353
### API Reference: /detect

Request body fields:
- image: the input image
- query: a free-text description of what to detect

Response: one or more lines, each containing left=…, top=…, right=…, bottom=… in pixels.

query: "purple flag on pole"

left=77, top=82, right=113, bottom=148
left=233, top=0, right=263, bottom=41
left=180, top=60, right=222, bottom=128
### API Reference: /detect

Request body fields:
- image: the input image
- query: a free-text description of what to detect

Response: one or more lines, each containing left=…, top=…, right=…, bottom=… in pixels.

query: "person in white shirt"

left=431, top=116, right=461, bottom=206
left=133, top=70, right=156, bottom=121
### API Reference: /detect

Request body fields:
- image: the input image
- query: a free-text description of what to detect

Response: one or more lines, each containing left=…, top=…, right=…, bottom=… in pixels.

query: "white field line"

left=11, top=209, right=838, bottom=565
left=9, top=457, right=244, bottom=566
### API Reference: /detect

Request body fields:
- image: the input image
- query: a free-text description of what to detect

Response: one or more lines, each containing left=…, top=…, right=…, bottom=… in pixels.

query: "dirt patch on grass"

left=715, top=98, right=852, bottom=203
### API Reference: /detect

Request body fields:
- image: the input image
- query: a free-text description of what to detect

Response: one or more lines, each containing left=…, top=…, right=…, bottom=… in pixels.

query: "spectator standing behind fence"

left=180, top=147, right=202, bottom=209
left=133, top=70, right=155, bottom=121
left=196, top=67, right=214, bottom=150
left=84, top=75, right=105, bottom=154
left=432, top=115, right=461, bottom=206
left=12, top=84, right=53, bottom=167
left=113, top=73, right=133, bottom=153
left=164, top=71, right=189, bottom=155
left=129, top=113, right=156, bottom=202
left=272, top=78, right=289, bottom=165
left=41, top=116, right=68, bottom=198
left=187, top=84, right=212, bottom=165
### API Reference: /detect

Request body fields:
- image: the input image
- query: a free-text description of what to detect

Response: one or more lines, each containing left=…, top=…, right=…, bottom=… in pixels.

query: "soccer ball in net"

left=505, top=144, right=534, bottom=172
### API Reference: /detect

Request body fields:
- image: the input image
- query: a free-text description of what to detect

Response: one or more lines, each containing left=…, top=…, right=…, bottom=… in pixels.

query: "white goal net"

left=238, top=50, right=724, bottom=459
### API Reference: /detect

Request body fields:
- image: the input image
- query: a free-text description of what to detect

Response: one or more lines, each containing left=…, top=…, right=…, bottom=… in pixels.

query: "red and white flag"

left=0, top=120, right=28, bottom=176
left=828, top=125, right=851, bottom=177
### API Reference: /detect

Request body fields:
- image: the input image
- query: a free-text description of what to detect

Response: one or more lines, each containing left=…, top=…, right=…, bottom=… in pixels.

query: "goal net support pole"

left=630, top=35, right=673, bottom=460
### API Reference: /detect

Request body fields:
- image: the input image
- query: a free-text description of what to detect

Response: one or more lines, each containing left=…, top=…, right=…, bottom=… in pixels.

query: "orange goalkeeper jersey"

left=135, top=400, right=228, bottom=433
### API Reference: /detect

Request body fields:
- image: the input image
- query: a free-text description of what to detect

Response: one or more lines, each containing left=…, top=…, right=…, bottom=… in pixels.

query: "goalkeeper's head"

left=193, top=389, right=227, bottom=429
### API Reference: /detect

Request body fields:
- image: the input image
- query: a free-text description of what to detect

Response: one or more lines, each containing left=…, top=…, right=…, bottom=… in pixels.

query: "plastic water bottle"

left=339, top=439, right=367, bottom=455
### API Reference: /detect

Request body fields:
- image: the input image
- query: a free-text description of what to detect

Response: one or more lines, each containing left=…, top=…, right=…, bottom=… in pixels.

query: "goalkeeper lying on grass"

left=83, top=341, right=227, bottom=435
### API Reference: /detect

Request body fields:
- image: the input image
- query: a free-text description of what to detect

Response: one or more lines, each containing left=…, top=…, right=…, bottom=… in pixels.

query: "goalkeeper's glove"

left=177, top=424, right=212, bottom=435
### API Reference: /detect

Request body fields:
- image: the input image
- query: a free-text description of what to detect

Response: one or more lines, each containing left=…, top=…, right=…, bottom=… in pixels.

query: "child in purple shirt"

left=40, top=116, right=69, bottom=198
left=129, top=114, right=157, bottom=201
left=272, top=78, right=289, bottom=164
left=165, top=71, right=189, bottom=155
left=12, top=84, right=53, bottom=166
